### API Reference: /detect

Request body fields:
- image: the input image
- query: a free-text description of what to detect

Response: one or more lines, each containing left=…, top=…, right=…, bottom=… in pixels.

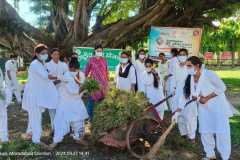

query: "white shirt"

left=133, top=60, right=146, bottom=92
left=5, top=60, right=18, bottom=86
left=46, top=60, right=68, bottom=81
left=115, top=63, right=136, bottom=91
left=157, top=62, right=168, bottom=79
left=193, top=69, right=233, bottom=133
left=23, top=60, right=59, bottom=109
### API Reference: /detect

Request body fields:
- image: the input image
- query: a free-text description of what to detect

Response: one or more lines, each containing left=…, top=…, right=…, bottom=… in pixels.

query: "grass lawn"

left=214, top=68, right=240, bottom=145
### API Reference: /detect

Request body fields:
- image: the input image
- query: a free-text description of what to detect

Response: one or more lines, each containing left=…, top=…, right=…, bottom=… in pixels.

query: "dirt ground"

left=3, top=92, right=240, bottom=160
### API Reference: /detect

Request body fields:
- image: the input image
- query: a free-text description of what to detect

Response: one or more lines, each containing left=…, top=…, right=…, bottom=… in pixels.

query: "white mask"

left=187, top=68, right=196, bottom=75
left=120, top=58, right=128, bottom=64
left=178, top=56, right=187, bottom=63
left=38, top=54, right=48, bottom=62
left=139, top=54, right=145, bottom=60
left=95, top=51, right=103, bottom=57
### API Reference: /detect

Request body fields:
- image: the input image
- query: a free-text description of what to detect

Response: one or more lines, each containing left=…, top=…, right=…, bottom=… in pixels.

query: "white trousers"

left=5, top=87, right=22, bottom=104
left=201, top=131, right=231, bottom=160
left=0, top=106, right=8, bottom=142
left=28, top=106, right=43, bottom=144
left=48, top=109, right=56, bottom=130
left=177, top=106, right=198, bottom=139
left=53, top=120, right=84, bottom=144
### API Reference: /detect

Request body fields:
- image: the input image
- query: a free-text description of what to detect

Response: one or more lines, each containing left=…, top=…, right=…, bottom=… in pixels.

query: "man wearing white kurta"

left=22, top=44, right=59, bottom=144
left=0, top=68, right=8, bottom=143
left=115, top=52, right=136, bottom=92
left=46, top=48, right=68, bottom=130
left=133, top=49, right=146, bottom=92
left=5, top=54, right=22, bottom=104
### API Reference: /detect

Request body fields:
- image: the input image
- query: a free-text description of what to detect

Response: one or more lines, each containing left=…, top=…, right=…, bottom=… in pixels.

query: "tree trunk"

left=0, top=0, right=229, bottom=59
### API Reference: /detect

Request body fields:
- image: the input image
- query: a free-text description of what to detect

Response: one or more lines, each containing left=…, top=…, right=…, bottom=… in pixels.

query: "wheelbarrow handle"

left=153, top=94, right=174, bottom=108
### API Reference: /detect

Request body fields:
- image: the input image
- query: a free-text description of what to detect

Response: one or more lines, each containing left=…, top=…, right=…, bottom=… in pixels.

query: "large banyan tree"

left=0, top=0, right=239, bottom=57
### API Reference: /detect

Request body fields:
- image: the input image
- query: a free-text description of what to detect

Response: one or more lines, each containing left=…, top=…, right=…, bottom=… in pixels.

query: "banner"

left=149, top=26, right=202, bottom=57
left=73, top=47, right=122, bottom=71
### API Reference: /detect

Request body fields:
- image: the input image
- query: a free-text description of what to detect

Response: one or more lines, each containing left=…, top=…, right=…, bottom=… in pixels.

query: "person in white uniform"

left=0, top=67, right=8, bottom=143
left=142, top=59, right=167, bottom=120
left=174, top=72, right=198, bottom=142
left=133, top=49, right=146, bottom=92
left=46, top=48, right=68, bottom=131
left=49, top=58, right=88, bottom=149
left=157, top=53, right=169, bottom=95
left=174, top=56, right=234, bottom=160
left=166, top=48, right=179, bottom=109
left=22, top=44, right=59, bottom=144
left=115, top=52, right=136, bottom=92
left=171, top=49, right=189, bottom=112
left=5, top=54, right=22, bottom=104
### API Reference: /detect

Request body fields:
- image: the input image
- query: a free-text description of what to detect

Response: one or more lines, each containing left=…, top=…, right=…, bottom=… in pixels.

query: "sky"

left=7, top=0, right=38, bottom=26
left=7, top=0, right=96, bottom=28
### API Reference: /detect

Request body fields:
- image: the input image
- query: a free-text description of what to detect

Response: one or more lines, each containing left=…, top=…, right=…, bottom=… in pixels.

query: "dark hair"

left=179, top=48, right=188, bottom=55
left=50, top=48, right=60, bottom=55
left=159, top=52, right=165, bottom=57
left=33, top=44, right=48, bottom=60
left=145, top=58, right=159, bottom=88
left=170, top=48, right=178, bottom=57
left=136, top=49, right=145, bottom=59
left=121, top=51, right=130, bottom=57
left=183, top=56, right=203, bottom=99
left=94, top=44, right=103, bottom=50
left=34, top=44, right=48, bottom=54
left=144, top=58, right=153, bottom=65
left=69, top=57, right=80, bottom=69
left=10, top=54, right=18, bottom=59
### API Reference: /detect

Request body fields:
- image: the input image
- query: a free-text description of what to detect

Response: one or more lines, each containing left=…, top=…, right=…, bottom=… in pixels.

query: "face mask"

left=187, top=68, right=196, bottom=76
left=139, top=54, right=145, bottom=60
left=146, top=67, right=152, bottom=73
left=38, top=54, right=48, bottom=62
left=95, top=51, right=103, bottom=57
left=178, top=56, right=187, bottom=63
left=120, top=58, right=128, bottom=64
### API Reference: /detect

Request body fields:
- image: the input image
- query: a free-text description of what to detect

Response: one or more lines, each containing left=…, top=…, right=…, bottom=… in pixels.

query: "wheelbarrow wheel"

left=126, top=116, right=162, bottom=159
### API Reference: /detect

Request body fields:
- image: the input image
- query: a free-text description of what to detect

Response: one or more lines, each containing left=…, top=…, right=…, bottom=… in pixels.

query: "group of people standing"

left=114, top=48, right=235, bottom=160
left=0, top=43, right=236, bottom=160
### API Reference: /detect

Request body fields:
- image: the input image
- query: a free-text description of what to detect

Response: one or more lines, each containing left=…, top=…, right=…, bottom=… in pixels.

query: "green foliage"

left=201, top=19, right=240, bottom=53
left=100, top=0, right=140, bottom=25
left=0, top=139, right=41, bottom=152
left=81, top=79, right=100, bottom=94
left=92, top=88, right=149, bottom=139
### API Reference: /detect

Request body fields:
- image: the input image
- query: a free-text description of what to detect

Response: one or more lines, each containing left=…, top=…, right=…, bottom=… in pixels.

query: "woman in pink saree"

left=85, top=45, right=109, bottom=120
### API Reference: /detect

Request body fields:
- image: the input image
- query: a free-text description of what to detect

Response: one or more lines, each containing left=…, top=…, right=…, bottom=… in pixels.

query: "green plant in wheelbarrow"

left=91, top=88, right=150, bottom=141
left=81, top=79, right=100, bottom=95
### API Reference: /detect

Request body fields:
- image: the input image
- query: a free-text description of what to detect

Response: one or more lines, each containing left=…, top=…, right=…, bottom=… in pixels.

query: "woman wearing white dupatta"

left=22, top=44, right=59, bottom=144
left=49, top=58, right=88, bottom=149
left=173, top=56, right=234, bottom=160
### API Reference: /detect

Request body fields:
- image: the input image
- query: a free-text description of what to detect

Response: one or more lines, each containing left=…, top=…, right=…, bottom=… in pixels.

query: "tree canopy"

left=0, top=0, right=239, bottom=57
